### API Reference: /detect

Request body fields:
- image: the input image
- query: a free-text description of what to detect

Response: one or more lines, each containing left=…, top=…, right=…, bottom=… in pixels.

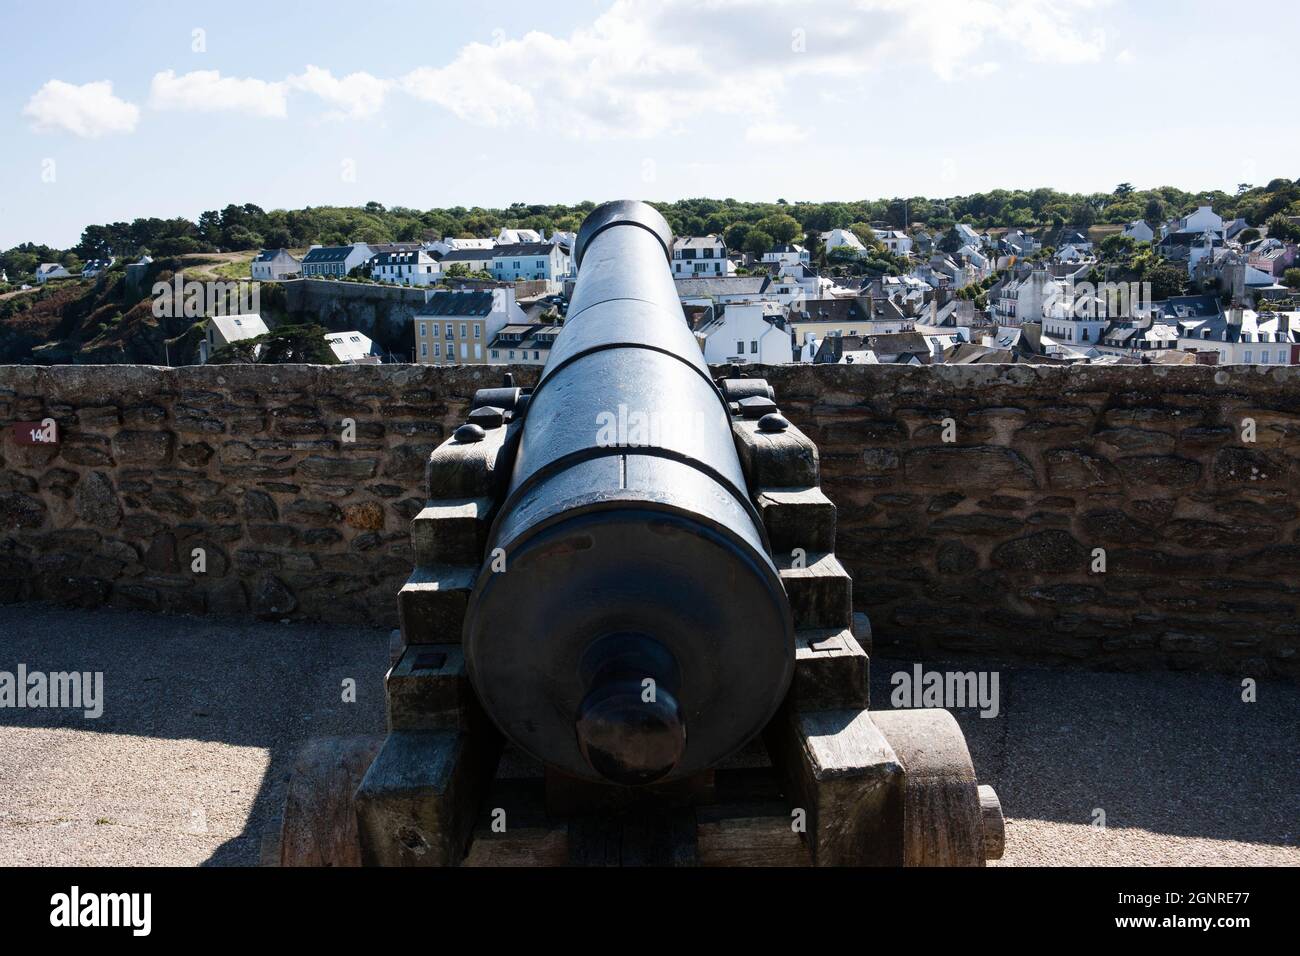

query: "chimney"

left=1227, top=306, right=1244, bottom=327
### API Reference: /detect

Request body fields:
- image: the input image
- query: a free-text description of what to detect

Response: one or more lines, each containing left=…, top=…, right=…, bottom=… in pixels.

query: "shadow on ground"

left=0, top=603, right=387, bottom=866
left=1, top=603, right=1296, bottom=865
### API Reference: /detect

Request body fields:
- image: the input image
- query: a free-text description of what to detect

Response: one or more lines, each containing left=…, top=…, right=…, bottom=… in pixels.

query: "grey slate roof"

left=417, top=291, right=497, bottom=318
left=492, top=242, right=560, bottom=258
left=302, top=246, right=358, bottom=264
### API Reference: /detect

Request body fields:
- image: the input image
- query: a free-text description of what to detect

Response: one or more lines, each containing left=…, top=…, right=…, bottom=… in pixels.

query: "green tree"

left=756, top=214, right=801, bottom=244
left=744, top=229, right=774, bottom=258
left=209, top=323, right=339, bottom=365
left=1283, top=268, right=1300, bottom=290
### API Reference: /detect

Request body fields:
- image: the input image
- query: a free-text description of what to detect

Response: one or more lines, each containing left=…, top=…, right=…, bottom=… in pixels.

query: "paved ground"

left=1, top=603, right=1296, bottom=866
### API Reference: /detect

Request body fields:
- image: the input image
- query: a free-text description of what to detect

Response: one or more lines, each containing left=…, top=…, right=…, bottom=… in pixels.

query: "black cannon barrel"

left=462, top=200, right=794, bottom=785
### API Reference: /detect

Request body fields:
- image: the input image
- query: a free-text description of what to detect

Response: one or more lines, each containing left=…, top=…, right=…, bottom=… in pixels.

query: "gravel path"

left=1, top=603, right=1295, bottom=866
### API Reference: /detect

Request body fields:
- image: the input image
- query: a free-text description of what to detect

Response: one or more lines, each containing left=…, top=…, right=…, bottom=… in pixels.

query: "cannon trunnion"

left=274, top=201, right=1004, bottom=868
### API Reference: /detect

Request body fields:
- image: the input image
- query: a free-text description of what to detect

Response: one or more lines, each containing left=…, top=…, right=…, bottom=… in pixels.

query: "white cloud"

left=23, top=80, right=140, bottom=137
left=397, top=0, right=1111, bottom=136
left=1115, top=48, right=1135, bottom=64
left=288, top=65, right=389, bottom=120
left=149, top=69, right=288, bottom=118
left=34, top=2, right=1111, bottom=139
left=745, top=122, right=811, bottom=145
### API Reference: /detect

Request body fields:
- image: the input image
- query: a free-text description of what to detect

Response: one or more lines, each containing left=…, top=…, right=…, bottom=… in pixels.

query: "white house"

left=437, top=248, right=495, bottom=274
left=370, top=249, right=441, bottom=287
left=491, top=241, right=571, bottom=284
left=699, top=301, right=791, bottom=365
left=496, top=227, right=542, bottom=244
left=1123, top=220, right=1155, bottom=243
left=771, top=265, right=834, bottom=301
left=878, top=230, right=913, bottom=256
left=201, top=313, right=269, bottom=363
left=251, top=249, right=301, bottom=281
left=413, top=286, right=527, bottom=365
left=425, top=236, right=495, bottom=256
left=821, top=229, right=867, bottom=254
left=953, top=224, right=983, bottom=247
left=1054, top=244, right=1093, bottom=264
left=763, top=243, right=810, bottom=267
left=301, top=243, right=374, bottom=278
left=673, top=236, right=735, bottom=276
left=958, top=244, right=991, bottom=276
left=994, top=269, right=1063, bottom=328
left=35, top=263, right=73, bottom=284
left=324, top=330, right=381, bottom=364
left=1176, top=308, right=1298, bottom=365
left=81, top=258, right=115, bottom=279
left=488, top=322, right=561, bottom=366
left=1165, top=205, right=1224, bottom=239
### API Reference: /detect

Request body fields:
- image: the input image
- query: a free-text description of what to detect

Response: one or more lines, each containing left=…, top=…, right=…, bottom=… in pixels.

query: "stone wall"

left=0, top=364, right=535, bottom=625
left=2, top=363, right=1297, bottom=676
left=761, top=363, right=1300, bottom=677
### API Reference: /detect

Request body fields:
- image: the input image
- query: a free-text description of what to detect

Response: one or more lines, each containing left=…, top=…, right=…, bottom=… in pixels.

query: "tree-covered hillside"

left=3, top=179, right=1297, bottom=285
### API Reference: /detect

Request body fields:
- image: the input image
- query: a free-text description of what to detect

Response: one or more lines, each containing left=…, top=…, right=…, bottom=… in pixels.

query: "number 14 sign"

left=12, top=418, right=59, bottom=445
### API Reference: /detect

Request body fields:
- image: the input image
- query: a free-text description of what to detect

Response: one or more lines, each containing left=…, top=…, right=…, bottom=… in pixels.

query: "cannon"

left=271, top=201, right=1004, bottom=867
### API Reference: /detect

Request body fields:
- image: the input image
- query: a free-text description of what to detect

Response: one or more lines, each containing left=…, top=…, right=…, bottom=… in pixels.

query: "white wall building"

left=878, top=230, right=913, bottom=256
left=821, top=229, right=867, bottom=254
left=699, top=301, right=791, bottom=365
left=200, top=313, right=269, bottom=363
left=762, top=244, right=810, bottom=267
left=251, top=249, right=301, bottom=281
left=1123, top=220, right=1155, bottom=243
left=491, top=241, right=571, bottom=284
left=1166, top=204, right=1224, bottom=239
left=324, top=330, right=381, bottom=364
left=370, top=250, right=441, bottom=287
left=35, top=263, right=73, bottom=283
left=673, top=236, right=735, bottom=276
left=301, top=243, right=374, bottom=278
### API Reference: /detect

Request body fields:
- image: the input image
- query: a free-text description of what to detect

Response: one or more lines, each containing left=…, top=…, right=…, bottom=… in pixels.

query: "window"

left=1260, top=352, right=1270, bottom=364
left=474, top=325, right=481, bottom=338
left=736, top=341, right=744, bottom=354
left=433, top=343, right=441, bottom=357
left=491, top=350, right=499, bottom=359
left=509, top=350, right=516, bottom=360
left=460, top=323, right=467, bottom=338
left=750, top=341, right=758, bottom=354
left=1245, top=350, right=1252, bottom=362
left=420, top=343, right=428, bottom=357
left=474, top=344, right=481, bottom=359
left=536, top=260, right=545, bottom=268
left=419, top=323, right=426, bottom=337
left=534, top=350, right=540, bottom=359
left=461, top=343, right=468, bottom=358
left=445, top=323, right=453, bottom=339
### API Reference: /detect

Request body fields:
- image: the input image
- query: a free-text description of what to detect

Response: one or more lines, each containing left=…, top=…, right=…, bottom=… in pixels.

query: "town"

left=3, top=186, right=1298, bottom=370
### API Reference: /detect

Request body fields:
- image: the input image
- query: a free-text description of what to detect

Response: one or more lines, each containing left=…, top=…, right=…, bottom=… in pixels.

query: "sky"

left=3, top=0, right=1298, bottom=249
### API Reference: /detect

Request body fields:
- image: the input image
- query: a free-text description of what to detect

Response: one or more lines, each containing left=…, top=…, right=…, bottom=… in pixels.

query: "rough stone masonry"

left=1, top=362, right=1297, bottom=677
